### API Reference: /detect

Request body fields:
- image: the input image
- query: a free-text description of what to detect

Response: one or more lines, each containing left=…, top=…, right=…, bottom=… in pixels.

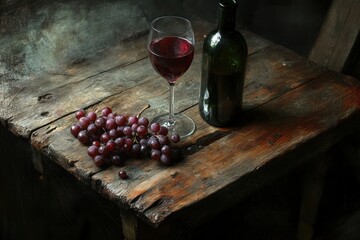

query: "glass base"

left=152, top=113, right=195, bottom=138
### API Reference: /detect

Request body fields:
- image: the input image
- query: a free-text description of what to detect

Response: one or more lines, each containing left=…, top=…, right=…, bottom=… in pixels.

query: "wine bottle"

left=199, top=0, right=248, bottom=127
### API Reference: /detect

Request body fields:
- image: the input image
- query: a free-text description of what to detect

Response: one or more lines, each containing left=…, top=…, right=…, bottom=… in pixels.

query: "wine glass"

left=147, top=16, right=196, bottom=138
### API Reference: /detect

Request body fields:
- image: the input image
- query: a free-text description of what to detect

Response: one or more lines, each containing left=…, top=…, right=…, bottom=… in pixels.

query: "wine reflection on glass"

left=147, top=16, right=196, bottom=138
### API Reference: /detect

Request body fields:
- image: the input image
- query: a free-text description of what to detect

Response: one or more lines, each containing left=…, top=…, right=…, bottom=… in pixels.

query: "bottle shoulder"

left=202, top=29, right=247, bottom=74
left=203, top=29, right=247, bottom=53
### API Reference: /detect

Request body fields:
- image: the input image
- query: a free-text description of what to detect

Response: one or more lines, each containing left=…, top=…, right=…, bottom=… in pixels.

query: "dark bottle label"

left=199, top=70, right=244, bottom=126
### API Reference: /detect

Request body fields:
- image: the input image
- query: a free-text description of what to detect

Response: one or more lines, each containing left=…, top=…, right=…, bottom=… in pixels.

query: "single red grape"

left=106, top=118, right=117, bottom=130
left=115, top=137, right=125, bottom=148
left=98, top=145, right=108, bottom=156
left=158, top=126, right=168, bottom=135
left=131, top=123, right=139, bottom=132
left=128, top=116, right=138, bottom=125
left=116, top=126, right=125, bottom=137
left=106, top=140, right=116, bottom=153
left=87, top=123, right=97, bottom=134
left=118, top=170, right=128, bottom=179
left=107, top=113, right=116, bottom=119
left=158, top=135, right=170, bottom=145
left=94, top=155, right=106, bottom=167
left=150, top=123, right=161, bottom=133
left=109, top=129, right=118, bottom=139
left=138, top=117, right=149, bottom=127
left=151, top=149, right=161, bottom=161
left=170, top=134, right=180, bottom=143
left=131, top=144, right=141, bottom=157
left=95, top=116, right=106, bottom=128
left=161, top=145, right=171, bottom=156
left=111, top=155, right=124, bottom=166
left=140, top=145, right=148, bottom=154
left=77, top=130, right=89, bottom=144
left=79, top=116, right=91, bottom=129
left=115, top=115, right=127, bottom=126
left=100, top=133, right=111, bottom=143
left=75, top=110, right=86, bottom=120
left=123, top=126, right=132, bottom=137
left=149, top=139, right=160, bottom=150
left=101, top=107, right=112, bottom=117
left=70, top=124, right=82, bottom=137
left=87, top=145, right=99, bottom=158
left=139, top=138, right=148, bottom=146
left=160, top=154, right=173, bottom=166
left=136, top=125, right=147, bottom=136
left=92, top=141, right=101, bottom=148
left=123, top=138, right=133, bottom=151
left=87, top=111, right=97, bottom=122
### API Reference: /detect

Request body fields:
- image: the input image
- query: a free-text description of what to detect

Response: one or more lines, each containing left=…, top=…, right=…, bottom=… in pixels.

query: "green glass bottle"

left=199, top=0, right=248, bottom=127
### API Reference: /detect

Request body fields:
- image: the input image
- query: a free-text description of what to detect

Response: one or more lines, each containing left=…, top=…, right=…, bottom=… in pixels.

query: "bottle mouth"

left=219, top=0, right=238, bottom=9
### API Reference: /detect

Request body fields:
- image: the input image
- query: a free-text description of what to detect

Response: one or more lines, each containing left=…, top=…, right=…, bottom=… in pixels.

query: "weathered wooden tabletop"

left=2, top=17, right=360, bottom=239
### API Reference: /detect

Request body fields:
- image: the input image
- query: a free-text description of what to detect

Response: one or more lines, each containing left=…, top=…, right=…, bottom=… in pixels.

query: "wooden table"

left=2, top=19, right=360, bottom=239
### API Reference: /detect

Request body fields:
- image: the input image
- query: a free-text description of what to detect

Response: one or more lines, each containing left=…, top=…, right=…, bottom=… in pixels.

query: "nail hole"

left=40, top=111, right=50, bottom=117
left=72, top=58, right=86, bottom=65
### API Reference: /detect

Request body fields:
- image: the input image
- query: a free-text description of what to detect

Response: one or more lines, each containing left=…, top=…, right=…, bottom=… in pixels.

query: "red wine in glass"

left=148, top=36, right=194, bottom=84
left=147, top=16, right=196, bottom=138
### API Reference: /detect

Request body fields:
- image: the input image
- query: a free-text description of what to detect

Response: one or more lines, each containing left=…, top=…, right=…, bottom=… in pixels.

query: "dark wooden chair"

left=309, top=0, right=359, bottom=74
left=298, top=1, right=360, bottom=239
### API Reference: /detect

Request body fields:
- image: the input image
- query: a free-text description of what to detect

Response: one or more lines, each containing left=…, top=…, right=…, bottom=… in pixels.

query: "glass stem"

left=169, top=83, right=175, bottom=124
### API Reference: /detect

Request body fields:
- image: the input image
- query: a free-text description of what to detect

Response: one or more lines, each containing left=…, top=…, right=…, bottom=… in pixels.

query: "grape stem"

left=137, top=104, right=151, bottom=118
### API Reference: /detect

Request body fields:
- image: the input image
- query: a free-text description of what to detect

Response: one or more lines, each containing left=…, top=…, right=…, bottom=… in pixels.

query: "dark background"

left=1, top=0, right=360, bottom=239
left=1, top=0, right=334, bottom=75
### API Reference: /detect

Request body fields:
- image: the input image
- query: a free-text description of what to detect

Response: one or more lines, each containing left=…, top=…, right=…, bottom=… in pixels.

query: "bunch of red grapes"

left=70, top=107, right=181, bottom=170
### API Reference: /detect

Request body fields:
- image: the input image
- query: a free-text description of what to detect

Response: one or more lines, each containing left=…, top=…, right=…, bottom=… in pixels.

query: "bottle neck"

left=218, top=7, right=237, bottom=32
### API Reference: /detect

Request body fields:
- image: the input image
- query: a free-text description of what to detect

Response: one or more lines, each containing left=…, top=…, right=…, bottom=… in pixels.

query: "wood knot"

left=267, top=133, right=282, bottom=146
left=38, top=93, right=52, bottom=102
left=71, top=58, right=86, bottom=65
left=40, top=111, right=50, bottom=117
left=170, top=171, right=179, bottom=178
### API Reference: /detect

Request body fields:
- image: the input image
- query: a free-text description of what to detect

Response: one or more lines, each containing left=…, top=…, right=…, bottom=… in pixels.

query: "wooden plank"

left=1, top=34, right=149, bottom=134
left=309, top=0, right=360, bottom=72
